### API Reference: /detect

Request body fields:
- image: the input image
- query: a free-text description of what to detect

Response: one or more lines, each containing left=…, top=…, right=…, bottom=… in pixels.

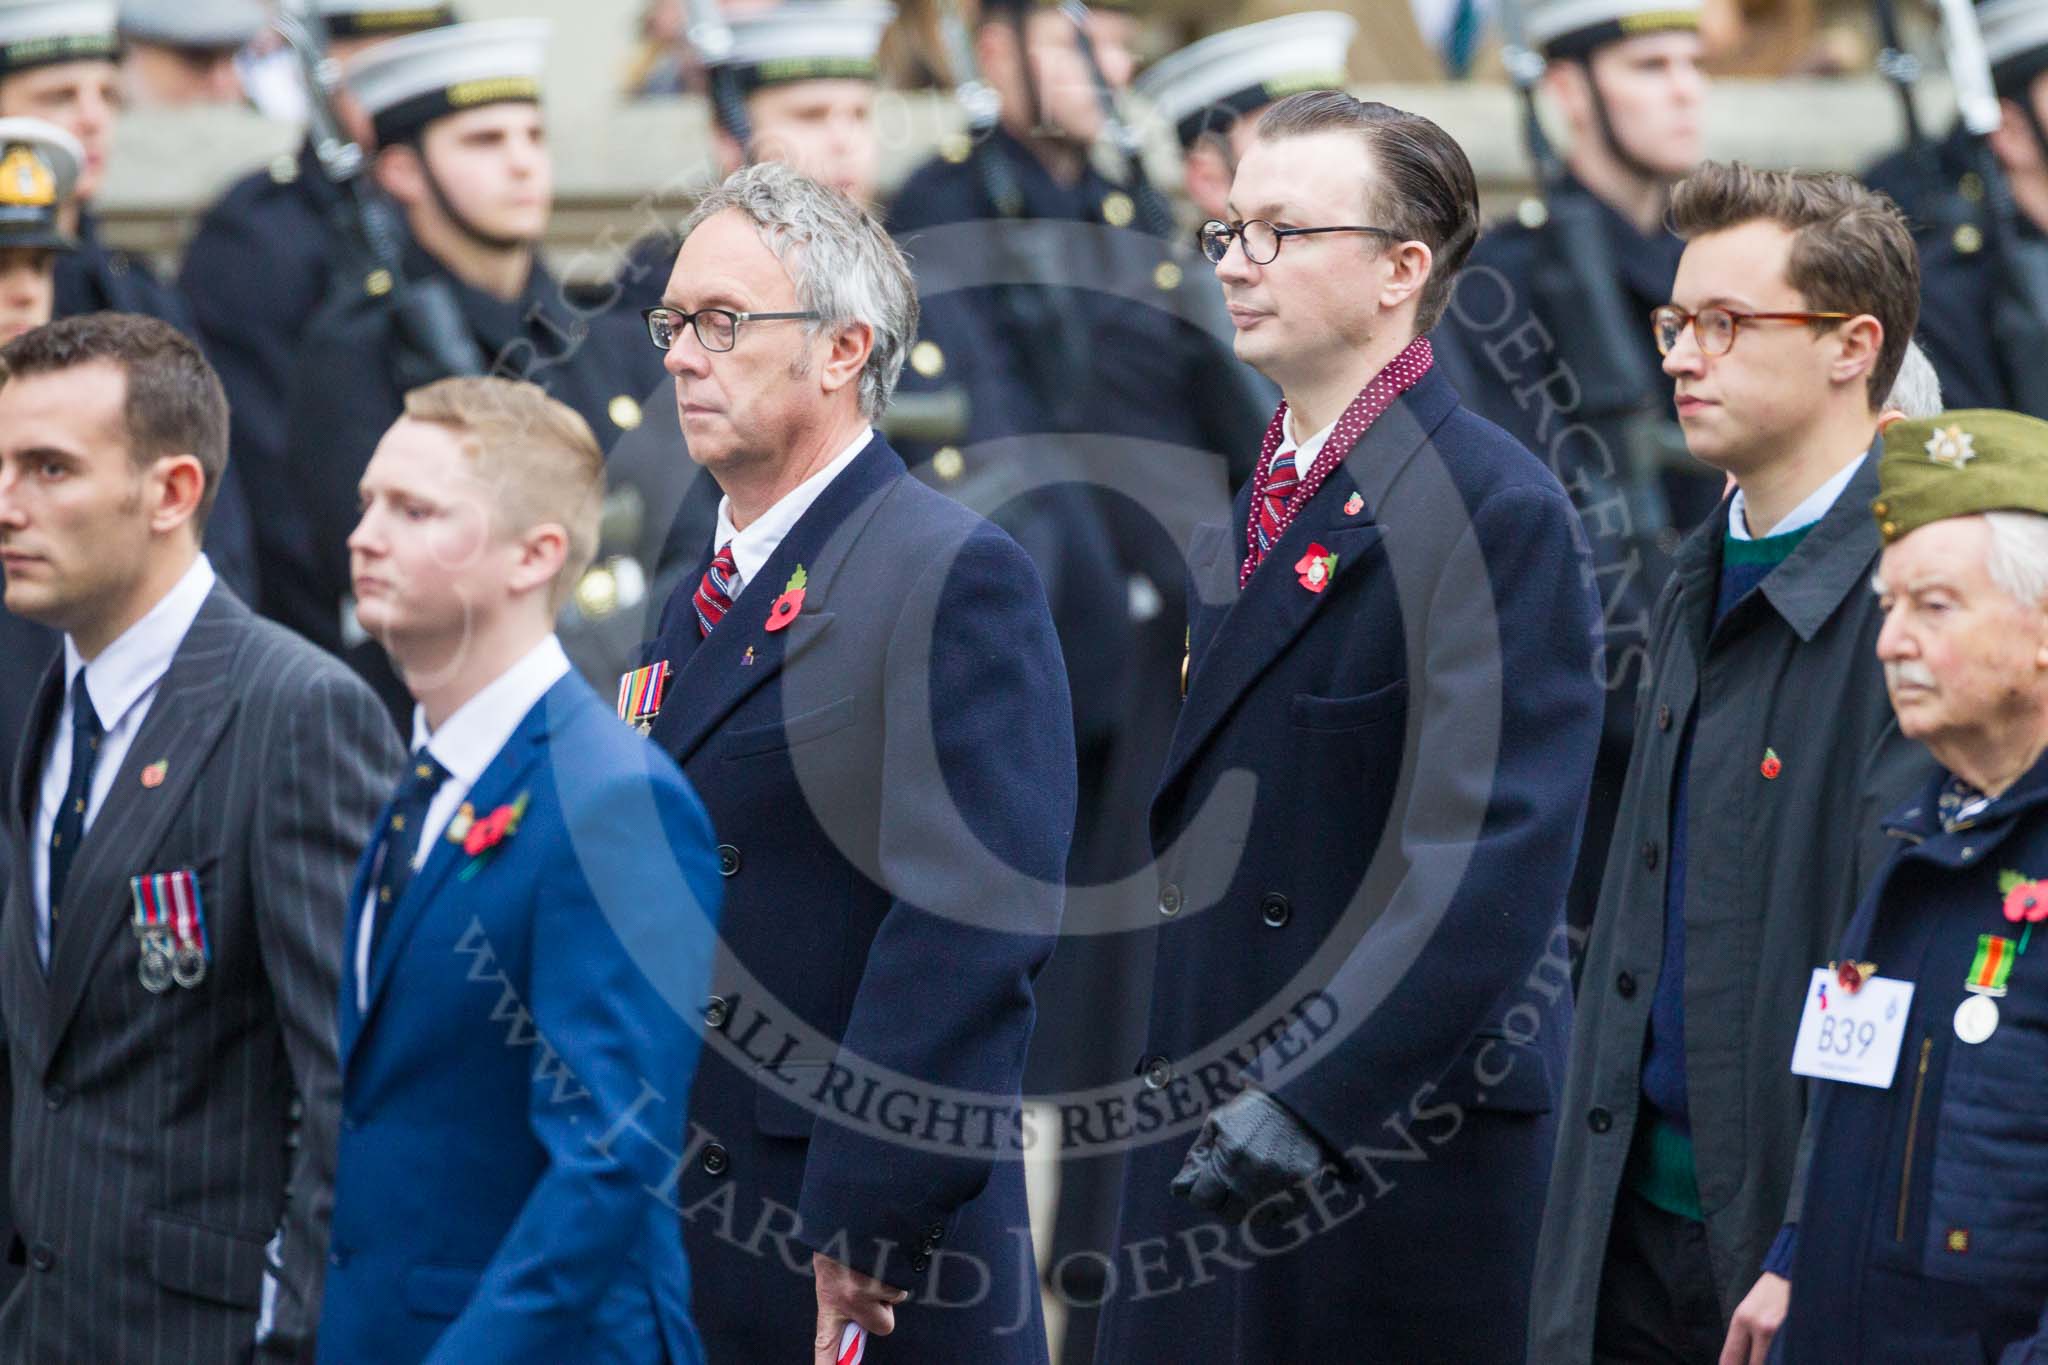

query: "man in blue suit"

left=625, top=163, right=1075, bottom=1363
left=320, top=375, right=724, bottom=1364
left=1094, top=92, right=1604, bottom=1363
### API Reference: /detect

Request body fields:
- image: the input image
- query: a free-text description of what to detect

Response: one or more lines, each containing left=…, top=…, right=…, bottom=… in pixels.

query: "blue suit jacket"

left=639, top=435, right=1075, bottom=1362
left=319, top=671, right=723, bottom=1365
left=1095, top=363, right=1604, bottom=1364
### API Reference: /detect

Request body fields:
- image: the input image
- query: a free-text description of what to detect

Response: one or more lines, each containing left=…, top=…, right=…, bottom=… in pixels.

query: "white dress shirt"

left=1728, top=452, right=1866, bottom=541
left=353, top=633, right=571, bottom=1010
left=32, top=554, right=216, bottom=970
left=711, top=425, right=873, bottom=597
left=1270, top=409, right=1340, bottom=480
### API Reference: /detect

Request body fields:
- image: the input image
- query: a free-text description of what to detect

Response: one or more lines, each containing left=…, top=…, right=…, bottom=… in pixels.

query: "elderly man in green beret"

left=1765, top=409, right=2048, bottom=1362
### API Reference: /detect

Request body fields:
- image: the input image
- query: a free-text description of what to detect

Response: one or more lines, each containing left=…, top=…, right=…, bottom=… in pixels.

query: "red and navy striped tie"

left=1252, top=449, right=1299, bottom=563
left=694, top=542, right=739, bottom=637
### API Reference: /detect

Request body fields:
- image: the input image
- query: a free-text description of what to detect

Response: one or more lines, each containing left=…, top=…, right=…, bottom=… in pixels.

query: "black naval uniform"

left=280, top=242, right=652, bottom=715
left=54, top=209, right=194, bottom=328
left=1861, top=123, right=1979, bottom=242
left=891, top=124, right=1265, bottom=1363
left=1434, top=178, right=1723, bottom=943
left=1917, top=219, right=2048, bottom=416
left=891, top=122, right=1263, bottom=914
left=179, top=141, right=353, bottom=565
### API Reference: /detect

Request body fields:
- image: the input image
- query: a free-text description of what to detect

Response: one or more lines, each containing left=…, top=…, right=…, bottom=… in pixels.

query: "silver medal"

left=139, top=947, right=173, bottom=994
left=172, top=945, right=207, bottom=989
left=1955, top=992, right=2000, bottom=1045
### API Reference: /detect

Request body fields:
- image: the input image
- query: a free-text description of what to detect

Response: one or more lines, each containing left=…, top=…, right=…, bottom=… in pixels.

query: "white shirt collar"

left=713, top=426, right=873, bottom=591
left=62, top=554, right=216, bottom=727
left=1728, top=452, right=1866, bottom=542
left=410, top=634, right=572, bottom=786
left=1276, top=409, right=1340, bottom=470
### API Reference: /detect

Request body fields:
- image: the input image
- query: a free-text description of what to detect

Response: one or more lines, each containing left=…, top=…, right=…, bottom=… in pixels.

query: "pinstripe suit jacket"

left=0, top=583, right=403, bottom=1364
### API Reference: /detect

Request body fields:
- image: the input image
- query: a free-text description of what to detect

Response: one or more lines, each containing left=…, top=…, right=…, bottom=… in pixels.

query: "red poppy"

left=456, top=795, right=530, bottom=881
left=1295, top=544, right=1337, bottom=594
left=2003, top=879, right=2048, bottom=924
left=464, top=808, right=508, bottom=857
left=1760, top=750, right=1782, bottom=780
left=765, top=586, right=805, bottom=632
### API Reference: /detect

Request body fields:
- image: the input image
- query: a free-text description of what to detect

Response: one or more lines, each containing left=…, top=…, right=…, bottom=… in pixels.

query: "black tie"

left=368, top=748, right=449, bottom=965
left=47, top=668, right=103, bottom=923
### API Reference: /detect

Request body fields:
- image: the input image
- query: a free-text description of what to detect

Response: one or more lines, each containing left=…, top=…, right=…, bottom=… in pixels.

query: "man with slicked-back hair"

left=0, top=313, right=401, bottom=1363
left=1096, top=91, right=1603, bottom=1365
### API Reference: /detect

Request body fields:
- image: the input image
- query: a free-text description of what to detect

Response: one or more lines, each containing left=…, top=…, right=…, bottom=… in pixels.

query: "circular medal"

left=172, top=946, right=207, bottom=989
left=1955, top=992, right=2000, bottom=1045
left=138, top=949, right=173, bottom=994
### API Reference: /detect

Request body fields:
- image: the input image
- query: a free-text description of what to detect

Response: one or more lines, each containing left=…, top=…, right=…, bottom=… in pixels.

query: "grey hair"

left=1884, top=339, right=1943, bottom=419
left=1984, top=510, right=2048, bottom=608
left=680, top=162, right=918, bottom=419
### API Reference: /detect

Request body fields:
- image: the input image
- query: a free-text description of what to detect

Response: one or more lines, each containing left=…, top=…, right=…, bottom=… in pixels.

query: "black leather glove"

left=1170, top=1089, right=1329, bottom=1222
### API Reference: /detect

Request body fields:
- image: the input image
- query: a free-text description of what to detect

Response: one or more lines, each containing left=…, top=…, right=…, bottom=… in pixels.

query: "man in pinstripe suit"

left=0, top=314, right=402, bottom=1363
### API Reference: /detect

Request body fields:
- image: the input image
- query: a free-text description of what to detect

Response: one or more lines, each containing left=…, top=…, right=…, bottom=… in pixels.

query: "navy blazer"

left=1095, top=363, right=1604, bottom=1364
left=320, top=672, right=723, bottom=1365
left=639, top=434, right=1075, bottom=1362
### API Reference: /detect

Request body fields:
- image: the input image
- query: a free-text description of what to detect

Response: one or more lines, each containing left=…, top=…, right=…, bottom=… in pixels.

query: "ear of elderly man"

left=1769, top=409, right=2048, bottom=1363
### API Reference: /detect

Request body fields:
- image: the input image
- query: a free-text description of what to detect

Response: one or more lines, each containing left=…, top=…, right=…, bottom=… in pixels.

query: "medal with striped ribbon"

left=1955, top=932, right=2017, bottom=1044
left=616, top=660, right=673, bottom=735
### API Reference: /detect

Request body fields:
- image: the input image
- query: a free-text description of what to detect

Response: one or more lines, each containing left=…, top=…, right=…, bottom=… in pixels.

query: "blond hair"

left=401, top=376, right=603, bottom=611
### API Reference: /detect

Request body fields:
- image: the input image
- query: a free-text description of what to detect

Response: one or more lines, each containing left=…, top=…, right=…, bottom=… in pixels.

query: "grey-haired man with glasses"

left=1531, top=161, right=1936, bottom=1365
left=630, top=162, right=1075, bottom=1365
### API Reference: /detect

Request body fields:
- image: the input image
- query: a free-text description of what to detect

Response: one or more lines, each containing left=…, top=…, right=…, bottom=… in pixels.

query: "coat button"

left=716, top=844, right=741, bottom=877
left=28, top=1244, right=53, bottom=1272
left=1587, top=1106, right=1613, bottom=1134
left=1140, top=1055, right=1172, bottom=1090
left=912, top=1253, right=930, bottom=1272
left=1259, top=893, right=1291, bottom=928
left=328, top=1245, right=348, bottom=1269
left=704, top=995, right=730, bottom=1029
left=1641, top=841, right=1659, bottom=872
left=701, top=1143, right=729, bottom=1176
left=1656, top=704, right=1672, bottom=731
left=43, top=1085, right=65, bottom=1111
left=1616, top=972, right=1636, bottom=999
left=1158, top=883, right=1183, bottom=916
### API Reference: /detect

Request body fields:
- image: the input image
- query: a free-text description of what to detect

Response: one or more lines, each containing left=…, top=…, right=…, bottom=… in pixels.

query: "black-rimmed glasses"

left=642, top=306, right=822, bottom=353
left=1197, top=218, right=1403, bottom=265
left=1650, top=304, right=1857, bottom=357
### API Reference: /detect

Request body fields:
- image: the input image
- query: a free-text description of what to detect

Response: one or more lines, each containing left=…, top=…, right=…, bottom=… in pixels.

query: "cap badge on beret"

left=1875, top=409, right=2048, bottom=542
left=1926, top=425, right=1978, bottom=470
left=0, top=146, right=53, bottom=209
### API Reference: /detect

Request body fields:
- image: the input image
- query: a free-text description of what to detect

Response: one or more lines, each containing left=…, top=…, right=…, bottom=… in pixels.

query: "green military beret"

left=1874, top=409, right=2048, bottom=544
